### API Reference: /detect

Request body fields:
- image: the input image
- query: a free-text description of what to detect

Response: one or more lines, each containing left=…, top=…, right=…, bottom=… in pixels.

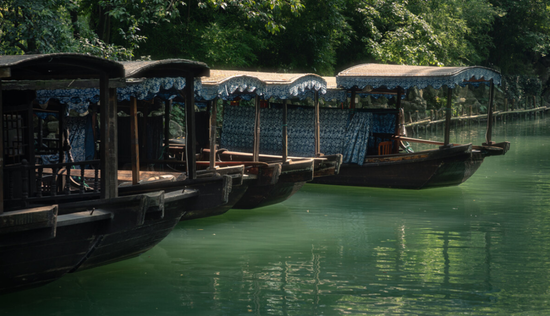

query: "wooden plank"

left=0, top=205, right=57, bottom=233
left=130, top=97, right=140, bottom=185
left=184, top=75, right=197, bottom=180
left=43, top=168, right=184, bottom=183
left=314, top=92, right=320, bottom=156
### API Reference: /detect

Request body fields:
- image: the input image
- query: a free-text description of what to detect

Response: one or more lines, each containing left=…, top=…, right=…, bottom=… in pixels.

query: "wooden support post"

left=282, top=99, right=288, bottom=163
left=209, top=98, right=217, bottom=170
left=58, top=103, right=66, bottom=164
left=395, top=88, right=402, bottom=153
left=443, top=87, right=452, bottom=147
left=314, top=91, right=320, bottom=156
left=504, top=99, right=508, bottom=112
left=253, top=96, right=261, bottom=162
left=100, top=73, right=118, bottom=199
left=184, top=75, right=197, bottom=180
left=350, top=90, right=356, bottom=109
left=484, top=81, right=495, bottom=146
left=164, top=100, right=171, bottom=160
left=0, top=81, right=3, bottom=214
left=130, top=96, right=140, bottom=185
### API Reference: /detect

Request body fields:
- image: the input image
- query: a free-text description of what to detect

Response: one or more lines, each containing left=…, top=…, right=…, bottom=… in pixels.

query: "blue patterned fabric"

left=200, top=77, right=265, bottom=101
left=319, top=109, right=350, bottom=155
left=287, top=108, right=315, bottom=156
left=40, top=116, right=91, bottom=165
left=220, top=106, right=397, bottom=163
left=220, top=106, right=317, bottom=157
left=342, top=112, right=372, bottom=165
left=259, top=108, right=283, bottom=155
left=36, top=77, right=201, bottom=113
left=220, top=106, right=255, bottom=152
left=263, top=76, right=326, bottom=100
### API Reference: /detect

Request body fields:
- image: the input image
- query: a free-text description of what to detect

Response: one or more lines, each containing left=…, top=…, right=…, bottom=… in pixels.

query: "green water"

left=2, top=115, right=550, bottom=315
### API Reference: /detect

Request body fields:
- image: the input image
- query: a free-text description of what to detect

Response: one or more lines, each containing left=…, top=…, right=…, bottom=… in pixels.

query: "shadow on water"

left=1, top=116, right=550, bottom=315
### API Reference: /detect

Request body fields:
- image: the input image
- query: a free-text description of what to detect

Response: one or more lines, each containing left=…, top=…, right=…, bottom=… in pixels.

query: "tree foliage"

left=1, top=0, right=549, bottom=78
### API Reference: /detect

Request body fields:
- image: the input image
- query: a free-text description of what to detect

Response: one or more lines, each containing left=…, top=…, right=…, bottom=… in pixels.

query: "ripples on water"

left=2, top=115, right=550, bottom=315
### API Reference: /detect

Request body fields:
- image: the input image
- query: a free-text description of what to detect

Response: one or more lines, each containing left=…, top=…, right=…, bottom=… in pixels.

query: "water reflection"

left=1, top=115, right=550, bottom=315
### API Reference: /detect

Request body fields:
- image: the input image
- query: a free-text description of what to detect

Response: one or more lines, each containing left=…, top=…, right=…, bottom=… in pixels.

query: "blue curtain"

left=342, top=112, right=373, bottom=165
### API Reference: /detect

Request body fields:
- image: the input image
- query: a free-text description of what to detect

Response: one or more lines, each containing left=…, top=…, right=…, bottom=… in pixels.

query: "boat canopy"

left=33, top=59, right=208, bottom=113
left=0, top=53, right=124, bottom=80
left=336, top=64, right=502, bottom=90
left=199, top=70, right=327, bottom=101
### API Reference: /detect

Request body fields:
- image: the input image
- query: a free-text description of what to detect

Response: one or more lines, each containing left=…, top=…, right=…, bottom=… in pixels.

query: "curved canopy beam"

left=0, top=53, right=124, bottom=80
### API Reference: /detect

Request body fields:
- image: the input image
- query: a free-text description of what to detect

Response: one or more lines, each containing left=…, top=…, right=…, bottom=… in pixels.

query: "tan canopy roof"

left=337, top=63, right=501, bottom=90
left=199, top=69, right=326, bottom=100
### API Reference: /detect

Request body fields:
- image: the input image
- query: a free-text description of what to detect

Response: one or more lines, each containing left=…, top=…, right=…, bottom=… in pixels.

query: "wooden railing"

left=3, top=160, right=101, bottom=210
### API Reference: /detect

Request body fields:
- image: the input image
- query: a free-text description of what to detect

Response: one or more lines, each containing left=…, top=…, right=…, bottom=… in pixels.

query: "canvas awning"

left=336, top=64, right=502, bottom=90
left=199, top=70, right=327, bottom=101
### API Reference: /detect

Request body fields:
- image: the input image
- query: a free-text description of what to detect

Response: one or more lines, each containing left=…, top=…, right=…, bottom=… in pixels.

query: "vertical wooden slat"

left=253, top=96, right=261, bottom=162
left=185, top=75, right=197, bottom=180
left=282, top=99, right=288, bottom=163
left=209, top=99, right=217, bottom=170
left=0, top=80, right=4, bottom=214
left=314, top=92, right=320, bottom=156
left=100, top=73, right=118, bottom=199
left=444, top=87, right=453, bottom=146
left=164, top=100, right=171, bottom=160
left=130, top=96, right=140, bottom=185
left=484, top=81, right=495, bottom=145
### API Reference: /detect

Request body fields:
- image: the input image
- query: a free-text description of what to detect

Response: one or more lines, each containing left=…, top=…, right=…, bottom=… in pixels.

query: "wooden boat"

left=0, top=54, right=230, bottom=294
left=308, top=64, right=510, bottom=189
left=182, top=70, right=345, bottom=209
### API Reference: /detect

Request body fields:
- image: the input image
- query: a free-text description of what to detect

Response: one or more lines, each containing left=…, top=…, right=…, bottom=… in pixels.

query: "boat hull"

left=311, top=144, right=485, bottom=189
left=233, top=179, right=306, bottom=209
